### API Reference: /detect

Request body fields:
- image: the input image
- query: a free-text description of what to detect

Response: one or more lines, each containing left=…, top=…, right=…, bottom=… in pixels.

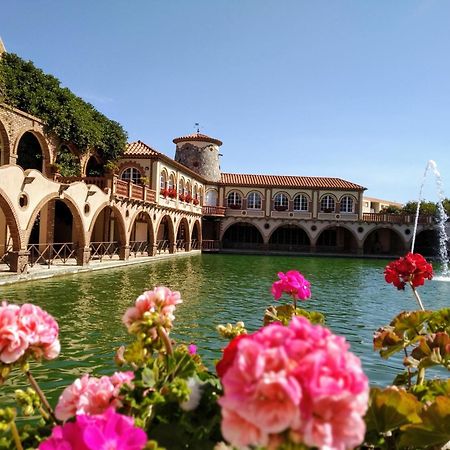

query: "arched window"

left=293, top=194, right=308, bottom=211
left=184, top=182, right=191, bottom=197
left=320, top=195, right=335, bottom=212
left=340, top=196, right=354, bottom=213
left=274, top=193, right=288, bottom=210
left=160, top=172, right=167, bottom=190
left=205, top=190, right=218, bottom=206
left=247, top=192, right=262, bottom=209
left=121, top=167, right=142, bottom=184
left=179, top=179, right=184, bottom=194
left=167, top=174, right=175, bottom=190
left=227, top=191, right=242, bottom=209
left=193, top=185, right=198, bottom=199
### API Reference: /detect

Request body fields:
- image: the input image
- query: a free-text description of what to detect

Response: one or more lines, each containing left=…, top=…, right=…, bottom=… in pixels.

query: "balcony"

left=362, top=213, right=433, bottom=225
left=202, top=205, right=226, bottom=217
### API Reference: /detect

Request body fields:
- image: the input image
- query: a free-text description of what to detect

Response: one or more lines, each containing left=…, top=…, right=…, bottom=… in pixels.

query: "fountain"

left=411, top=160, right=449, bottom=278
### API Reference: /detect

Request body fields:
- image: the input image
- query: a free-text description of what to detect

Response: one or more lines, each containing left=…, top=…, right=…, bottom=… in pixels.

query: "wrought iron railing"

left=156, top=240, right=170, bottom=254
left=0, top=244, right=13, bottom=268
left=191, top=239, right=200, bottom=250
left=202, top=240, right=220, bottom=250
left=129, top=241, right=150, bottom=257
left=176, top=239, right=186, bottom=251
left=89, top=241, right=120, bottom=261
left=27, top=242, right=77, bottom=268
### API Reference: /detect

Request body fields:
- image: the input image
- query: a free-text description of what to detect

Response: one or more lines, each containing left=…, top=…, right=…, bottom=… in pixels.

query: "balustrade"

left=27, top=242, right=77, bottom=268
left=129, top=241, right=150, bottom=256
left=89, top=241, right=120, bottom=261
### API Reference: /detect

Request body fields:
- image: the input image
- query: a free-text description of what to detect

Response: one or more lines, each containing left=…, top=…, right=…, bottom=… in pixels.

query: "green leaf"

left=142, top=367, right=156, bottom=388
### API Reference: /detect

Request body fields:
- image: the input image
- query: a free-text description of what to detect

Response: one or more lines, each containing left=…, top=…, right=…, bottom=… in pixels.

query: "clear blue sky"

left=1, top=0, right=450, bottom=203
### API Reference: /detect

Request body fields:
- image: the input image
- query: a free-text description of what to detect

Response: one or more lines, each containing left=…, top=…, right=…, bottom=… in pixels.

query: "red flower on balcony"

left=161, top=188, right=169, bottom=198
left=193, top=198, right=200, bottom=206
left=168, top=188, right=177, bottom=199
left=185, top=193, right=193, bottom=203
left=179, top=193, right=186, bottom=202
left=384, top=252, right=433, bottom=290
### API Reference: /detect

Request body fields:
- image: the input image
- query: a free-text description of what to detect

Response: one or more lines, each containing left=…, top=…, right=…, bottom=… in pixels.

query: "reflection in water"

left=1, top=254, right=449, bottom=408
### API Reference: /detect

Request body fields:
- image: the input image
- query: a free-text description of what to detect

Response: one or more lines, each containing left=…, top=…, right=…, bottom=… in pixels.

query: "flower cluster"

left=384, top=252, right=433, bottom=290
left=122, top=287, right=182, bottom=341
left=40, top=407, right=147, bottom=450
left=271, top=270, right=311, bottom=302
left=217, top=316, right=369, bottom=449
left=55, top=371, right=134, bottom=421
left=0, top=302, right=60, bottom=365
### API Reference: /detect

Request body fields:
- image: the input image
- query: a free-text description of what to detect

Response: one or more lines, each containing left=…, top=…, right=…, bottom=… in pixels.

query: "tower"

left=173, top=132, right=222, bottom=182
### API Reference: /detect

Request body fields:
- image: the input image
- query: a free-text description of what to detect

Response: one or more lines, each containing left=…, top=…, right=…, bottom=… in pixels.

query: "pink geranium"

left=39, top=407, right=147, bottom=450
left=217, top=317, right=369, bottom=449
left=55, top=371, right=134, bottom=421
left=0, top=301, right=60, bottom=365
left=271, top=270, right=311, bottom=303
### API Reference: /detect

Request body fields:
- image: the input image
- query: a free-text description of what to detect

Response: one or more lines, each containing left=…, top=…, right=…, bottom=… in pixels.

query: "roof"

left=173, top=132, right=223, bottom=146
left=364, top=196, right=403, bottom=206
left=219, top=173, right=366, bottom=191
left=124, top=140, right=159, bottom=157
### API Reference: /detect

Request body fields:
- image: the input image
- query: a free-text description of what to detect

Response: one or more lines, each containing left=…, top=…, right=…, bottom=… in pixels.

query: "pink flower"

left=188, top=344, right=197, bottom=355
left=39, top=407, right=147, bottom=450
left=271, top=270, right=311, bottom=302
left=55, top=372, right=134, bottom=421
left=217, top=317, right=369, bottom=449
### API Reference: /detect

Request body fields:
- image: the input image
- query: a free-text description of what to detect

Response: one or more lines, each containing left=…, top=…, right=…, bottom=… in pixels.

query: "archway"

left=268, top=225, right=310, bottom=252
left=316, top=226, right=358, bottom=254
left=156, top=215, right=175, bottom=254
left=86, top=155, right=105, bottom=176
left=222, top=222, right=263, bottom=249
left=363, top=228, right=407, bottom=256
left=176, top=218, right=189, bottom=251
left=0, top=119, right=10, bottom=166
left=17, top=132, right=43, bottom=171
left=55, top=145, right=81, bottom=177
left=191, top=220, right=201, bottom=249
left=413, top=230, right=439, bottom=257
left=129, top=211, right=154, bottom=257
left=0, top=190, right=22, bottom=270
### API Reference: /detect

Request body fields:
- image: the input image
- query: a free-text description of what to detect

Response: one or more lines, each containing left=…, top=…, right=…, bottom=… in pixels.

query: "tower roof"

left=173, top=132, right=222, bottom=146
left=0, top=37, right=6, bottom=55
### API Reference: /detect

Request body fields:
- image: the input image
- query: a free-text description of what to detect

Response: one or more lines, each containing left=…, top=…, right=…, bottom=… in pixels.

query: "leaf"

left=263, top=304, right=325, bottom=326
left=141, top=367, right=156, bottom=388
left=365, top=387, right=422, bottom=434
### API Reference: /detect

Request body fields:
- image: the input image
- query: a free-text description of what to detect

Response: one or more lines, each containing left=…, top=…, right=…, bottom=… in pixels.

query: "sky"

left=1, top=0, right=450, bottom=203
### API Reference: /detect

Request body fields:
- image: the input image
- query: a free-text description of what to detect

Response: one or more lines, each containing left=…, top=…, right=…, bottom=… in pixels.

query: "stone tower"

left=173, top=132, right=222, bottom=182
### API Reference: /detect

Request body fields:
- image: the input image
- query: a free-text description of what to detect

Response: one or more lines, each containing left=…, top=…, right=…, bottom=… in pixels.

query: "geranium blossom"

left=39, top=407, right=147, bottom=450
left=0, top=301, right=60, bottom=365
left=384, top=252, right=433, bottom=290
left=55, top=371, right=134, bottom=421
left=217, top=317, right=369, bottom=449
left=271, top=270, right=311, bottom=302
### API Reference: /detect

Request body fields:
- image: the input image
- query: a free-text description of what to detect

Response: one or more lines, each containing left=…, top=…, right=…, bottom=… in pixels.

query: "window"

left=247, top=192, right=262, bottom=209
left=340, top=196, right=354, bottom=213
left=167, top=175, right=175, bottom=190
left=227, top=191, right=242, bottom=208
left=293, top=194, right=308, bottom=211
left=320, top=195, right=335, bottom=212
left=121, top=167, right=142, bottom=184
left=160, top=172, right=167, bottom=190
left=179, top=179, right=184, bottom=194
left=274, top=193, right=288, bottom=210
left=184, top=182, right=191, bottom=197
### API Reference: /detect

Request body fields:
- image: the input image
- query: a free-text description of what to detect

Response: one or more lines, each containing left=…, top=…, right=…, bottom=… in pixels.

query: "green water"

left=1, top=254, right=449, bottom=406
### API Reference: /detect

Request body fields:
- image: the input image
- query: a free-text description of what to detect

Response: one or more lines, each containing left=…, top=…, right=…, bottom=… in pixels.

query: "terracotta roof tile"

left=124, top=140, right=159, bottom=157
left=220, top=173, right=366, bottom=191
left=173, top=133, right=222, bottom=146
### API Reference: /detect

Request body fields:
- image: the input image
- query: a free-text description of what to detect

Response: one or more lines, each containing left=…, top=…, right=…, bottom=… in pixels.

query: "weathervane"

left=194, top=122, right=200, bottom=133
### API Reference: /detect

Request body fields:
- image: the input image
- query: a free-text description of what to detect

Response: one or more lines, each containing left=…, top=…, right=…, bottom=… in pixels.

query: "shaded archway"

left=413, top=229, right=439, bottom=257
left=191, top=220, right=201, bottom=249
left=316, top=226, right=358, bottom=254
left=17, top=131, right=43, bottom=171
left=156, top=215, right=175, bottom=253
left=129, top=211, right=155, bottom=256
left=176, top=218, right=190, bottom=251
left=268, top=225, right=311, bottom=252
left=0, top=119, right=10, bottom=166
left=222, top=222, right=263, bottom=249
left=86, top=155, right=105, bottom=176
left=363, top=227, right=407, bottom=256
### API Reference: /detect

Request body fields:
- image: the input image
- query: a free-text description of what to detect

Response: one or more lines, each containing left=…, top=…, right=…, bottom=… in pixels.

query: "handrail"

left=27, top=242, right=77, bottom=268
left=156, top=240, right=170, bottom=254
left=129, top=241, right=149, bottom=256
left=0, top=244, right=13, bottom=268
left=202, top=206, right=226, bottom=216
left=362, top=213, right=433, bottom=225
left=89, top=241, right=120, bottom=261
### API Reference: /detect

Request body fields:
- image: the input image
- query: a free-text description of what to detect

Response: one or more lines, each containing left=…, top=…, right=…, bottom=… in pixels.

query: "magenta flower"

left=188, top=344, right=197, bottom=355
left=271, top=270, right=311, bottom=303
left=55, top=371, right=134, bottom=421
left=217, top=317, right=369, bottom=449
left=39, top=407, right=147, bottom=450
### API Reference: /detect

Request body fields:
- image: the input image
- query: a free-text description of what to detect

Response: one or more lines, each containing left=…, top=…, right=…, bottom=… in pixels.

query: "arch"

left=160, top=169, right=168, bottom=191
left=55, top=145, right=81, bottom=177
left=222, top=221, right=264, bottom=249
left=86, top=154, right=105, bottom=176
left=227, top=190, right=243, bottom=209
left=247, top=191, right=262, bottom=209
left=320, top=194, right=337, bottom=213
left=191, top=219, right=202, bottom=249
left=363, top=227, right=407, bottom=256
left=0, top=187, right=22, bottom=251
left=339, top=195, right=357, bottom=213
left=316, top=225, right=358, bottom=254
left=167, top=172, right=175, bottom=190
left=293, top=193, right=310, bottom=211
left=129, top=210, right=155, bottom=256
left=410, top=229, right=439, bottom=257
left=15, top=131, right=46, bottom=172
left=156, top=214, right=175, bottom=253
left=120, top=166, right=142, bottom=185
left=268, top=224, right=311, bottom=251
left=273, top=192, right=289, bottom=211
left=0, top=118, right=11, bottom=166
left=176, top=217, right=190, bottom=251
left=205, top=189, right=218, bottom=206
left=88, top=204, right=126, bottom=246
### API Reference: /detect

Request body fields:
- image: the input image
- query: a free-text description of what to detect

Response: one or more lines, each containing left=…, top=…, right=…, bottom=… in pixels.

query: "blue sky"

left=1, top=0, right=450, bottom=203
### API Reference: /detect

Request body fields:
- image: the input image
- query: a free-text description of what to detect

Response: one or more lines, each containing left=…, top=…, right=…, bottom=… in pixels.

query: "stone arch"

left=14, top=130, right=50, bottom=172
left=268, top=224, right=311, bottom=251
left=175, top=217, right=190, bottom=251
left=0, top=118, right=11, bottom=166
left=411, top=229, right=439, bottom=257
left=222, top=221, right=264, bottom=249
left=88, top=204, right=127, bottom=246
left=85, top=154, right=105, bottom=176
left=363, top=227, right=407, bottom=256
left=156, top=214, right=175, bottom=253
left=315, top=224, right=359, bottom=254
left=128, top=210, right=155, bottom=256
left=191, top=219, right=202, bottom=249
left=0, top=187, right=23, bottom=251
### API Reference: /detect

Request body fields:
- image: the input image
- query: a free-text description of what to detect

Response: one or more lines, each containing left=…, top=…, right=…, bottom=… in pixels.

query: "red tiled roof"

left=173, top=133, right=222, bottom=146
left=220, top=173, right=366, bottom=190
left=124, top=140, right=159, bottom=157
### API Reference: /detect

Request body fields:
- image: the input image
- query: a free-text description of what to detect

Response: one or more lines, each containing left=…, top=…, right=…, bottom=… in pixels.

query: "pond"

left=1, top=253, right=449, bottom=407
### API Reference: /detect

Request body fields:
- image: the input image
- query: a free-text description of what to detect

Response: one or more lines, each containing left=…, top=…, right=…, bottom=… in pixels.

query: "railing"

left=202, top=240, right=220, bottom=251
left=0, top=244, right=13, bottom=268
left=191, top=239, right=200, bottom=250
left=89, top=241, right=120, bottom=261
left=129, top=241, right=149, bottom=256
left=202, top=206, right=226, bottom=216
left=56, top=176, right=109, bottom=190
left=115, top=179, right=156, bottom=203
left=27, top=242, right=77, bottom=268
left=115, top=179, right=129, bottom=197
left=156, top=240, right=170, bottom=254
left=176, top=239, right=186, bottom=251
left=362, top=213, right=433, bottom=225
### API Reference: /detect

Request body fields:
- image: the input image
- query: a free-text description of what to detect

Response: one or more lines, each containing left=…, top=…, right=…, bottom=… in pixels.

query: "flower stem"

left=157, top=327, right=173, bottom=356
left=409, top=284, right=425, bottom=311
left=25, top=370, right=57, bottom=423
left=9, top=416, right=23, bottom=450
left=417, top=367, right=426, bottom=385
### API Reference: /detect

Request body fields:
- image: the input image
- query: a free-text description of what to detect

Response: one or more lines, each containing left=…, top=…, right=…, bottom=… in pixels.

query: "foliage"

left=380, top=205, right=402, bottom=214
left=0, top=53, right=127, bottom=164
left=54, top=146, right=81, bottom=177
